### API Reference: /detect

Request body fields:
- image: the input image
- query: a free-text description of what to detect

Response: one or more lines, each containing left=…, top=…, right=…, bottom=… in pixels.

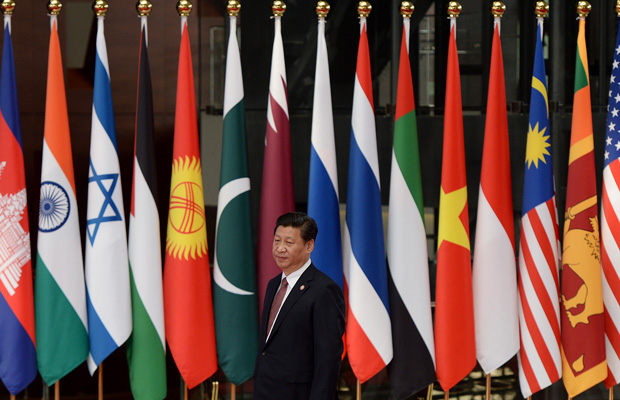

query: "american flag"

left=601, top=18, right=620, bottom=388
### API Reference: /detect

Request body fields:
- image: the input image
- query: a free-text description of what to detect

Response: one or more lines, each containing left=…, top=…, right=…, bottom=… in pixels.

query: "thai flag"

left=84, top=14, right=131, bottom=374
left=343, top=16, right=392, bottom=384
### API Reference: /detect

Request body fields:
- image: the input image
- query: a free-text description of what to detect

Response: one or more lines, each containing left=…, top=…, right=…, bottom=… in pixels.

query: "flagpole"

left=98, top=364, right=103, bottom=400
left=485, top=374, right=491, bottom=400
left=211, top=381, right=219, bottom=399
left=610, top=388, right=614, bottom=400
left=426, top=384, right=434, bottom=400
left=444, top=389, right=449, bottom=400
left=54, top=381, right=59, bottom=400
left=356, top=379, right=361, bottom=400
left=230, top=383, right=236, bottom=400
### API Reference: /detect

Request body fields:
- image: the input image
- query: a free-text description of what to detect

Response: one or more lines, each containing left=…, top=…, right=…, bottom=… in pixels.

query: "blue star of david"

left=87, top=161, right=122, bottom=246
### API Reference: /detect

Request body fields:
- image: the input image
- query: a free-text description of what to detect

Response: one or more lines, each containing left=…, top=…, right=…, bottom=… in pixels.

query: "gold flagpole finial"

left=316, top=1, right=330, bottom=18
left=227, top=0, right=240, bottom=16
left=616, top=0, right=620, bottom=17
left=136, top=0, right=152, bottom=17
left=535, top=1, right=549, bottom=17
left=400, top=1, right=414, bottom=17
left=577, top=1, right=591, bottom=18
left=93, top=0, right=108, bottom=17
left=447, top=1, right=462, bottom=18
left=358, top=1, right=371, bottom=17
left=491, top=1, right=505, bottom=18
left=1, top=1, right=15, bottom=15
left=48, top=0, right=62, bottom=15
left=177, top=0, right=192, bottom=16
left=272, top=1, right=286, bottom=17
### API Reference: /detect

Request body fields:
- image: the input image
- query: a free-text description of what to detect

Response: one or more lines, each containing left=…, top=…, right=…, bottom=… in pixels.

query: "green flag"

left=212, top=12, right=259, bottom=386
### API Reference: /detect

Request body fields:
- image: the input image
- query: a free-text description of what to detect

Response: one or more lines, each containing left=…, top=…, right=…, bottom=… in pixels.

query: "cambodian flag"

left=0, top=16, right=37, bottom=395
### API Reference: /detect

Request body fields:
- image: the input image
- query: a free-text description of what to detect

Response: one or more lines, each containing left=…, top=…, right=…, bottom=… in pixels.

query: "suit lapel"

left=266, top=265, right=316, bottom=343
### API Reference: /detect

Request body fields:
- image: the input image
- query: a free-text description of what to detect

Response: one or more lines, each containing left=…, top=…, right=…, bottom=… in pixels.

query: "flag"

left=434, top=21, right=475, bottom=392
left=517, top=18, right=562, bottom=398
left=84, top=14, right=131, bottom=374
left=307, top=10, right=342, bottom=288
left=343, top=15, right=392, bottom=384
left=0, top=14, right=36, bottom=395
left=472, top=19, right=518, bottom=374
left=35, top=15, right=88, bottom=387
left=213, top=12, right=258, bottom=386
left=163, top=18, right=217, bottom=389
left=602, top=12, right=620, bottom=390
left=256, top=11, right=295, bottom=314
left=386, top=15, right=435, bottom=399
left=560, top=15, right=606, bottom=397
left=126, top=20, right=166, bottom=400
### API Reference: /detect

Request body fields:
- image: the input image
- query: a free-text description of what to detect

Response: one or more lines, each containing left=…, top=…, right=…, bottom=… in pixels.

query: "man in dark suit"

left=254, top=212, right=345, bottom=400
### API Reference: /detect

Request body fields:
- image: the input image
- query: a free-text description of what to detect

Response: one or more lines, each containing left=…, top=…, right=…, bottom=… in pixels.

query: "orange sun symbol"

left=166, top=155, right=208, bottom=260
left=525, top=122, right=551, bottom=169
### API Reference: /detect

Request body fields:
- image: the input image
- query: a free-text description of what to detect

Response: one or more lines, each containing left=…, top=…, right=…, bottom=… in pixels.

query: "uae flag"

left=386, top=12, right=435, bottom=399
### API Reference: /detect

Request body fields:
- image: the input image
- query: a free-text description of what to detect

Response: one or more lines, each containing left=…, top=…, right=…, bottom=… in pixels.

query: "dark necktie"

left=266, top=277, right=288, bottom=338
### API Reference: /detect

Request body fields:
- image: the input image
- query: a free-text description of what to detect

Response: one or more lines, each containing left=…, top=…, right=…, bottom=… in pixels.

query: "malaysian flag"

left=602, top=12, right=620, bottom=389
left=516, top=15, right=562, bottom=398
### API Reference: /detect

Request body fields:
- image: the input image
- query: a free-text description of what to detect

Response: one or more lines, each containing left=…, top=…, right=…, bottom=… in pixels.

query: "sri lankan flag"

left=560, top=14, right=607, bottom=397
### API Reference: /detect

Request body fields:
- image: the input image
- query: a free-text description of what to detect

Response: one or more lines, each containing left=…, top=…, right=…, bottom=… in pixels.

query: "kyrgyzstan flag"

left=163, top=16, right=217, bottom=389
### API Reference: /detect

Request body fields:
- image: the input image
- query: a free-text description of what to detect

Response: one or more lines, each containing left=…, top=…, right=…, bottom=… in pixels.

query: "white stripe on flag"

left=343, top=225, right=393, bottom=365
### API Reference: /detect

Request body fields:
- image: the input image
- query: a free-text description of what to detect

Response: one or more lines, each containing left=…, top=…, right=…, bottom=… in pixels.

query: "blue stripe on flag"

left=0, top=25, right=22, bottom=147
left=86, top=289, right=118, bottom=365
left=308, top=145, right=343, bottom=288
left=346, top=129, right=389, bottom=311
left=93, top=52, right=117, bottom=151
left=0, top=294, right=36, bottom=394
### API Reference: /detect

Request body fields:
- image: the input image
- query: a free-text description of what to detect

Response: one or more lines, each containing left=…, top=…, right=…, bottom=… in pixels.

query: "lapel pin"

left=300, top=285, right=305, bottom=290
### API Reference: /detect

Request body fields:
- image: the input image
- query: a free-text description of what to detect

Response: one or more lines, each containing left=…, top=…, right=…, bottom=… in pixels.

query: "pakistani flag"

left=212, top=11, right=258, bottom=386
left=126, top=19, right=166, bottom=400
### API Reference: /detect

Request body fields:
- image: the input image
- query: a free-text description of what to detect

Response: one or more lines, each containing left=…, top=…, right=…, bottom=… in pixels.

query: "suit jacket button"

left=262, top=351, right=266, bottom=356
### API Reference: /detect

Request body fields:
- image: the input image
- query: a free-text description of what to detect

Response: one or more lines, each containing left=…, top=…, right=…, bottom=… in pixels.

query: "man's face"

left=272, top=225, right=314, bottom=275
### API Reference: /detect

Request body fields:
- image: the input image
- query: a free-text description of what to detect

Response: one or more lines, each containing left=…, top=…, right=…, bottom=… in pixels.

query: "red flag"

left=434, top=22, right=476, bottom=392
left=256, top=14, right=295, bottom=313
left=163, top=20, right=217, bottom=389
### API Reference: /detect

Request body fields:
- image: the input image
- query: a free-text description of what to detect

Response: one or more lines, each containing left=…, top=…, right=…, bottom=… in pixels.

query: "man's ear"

left=306, top=239, right=315, bottom=254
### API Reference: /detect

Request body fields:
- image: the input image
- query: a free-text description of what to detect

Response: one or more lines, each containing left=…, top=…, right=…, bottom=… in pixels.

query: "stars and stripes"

left=602, top=17, right=620, bottom=389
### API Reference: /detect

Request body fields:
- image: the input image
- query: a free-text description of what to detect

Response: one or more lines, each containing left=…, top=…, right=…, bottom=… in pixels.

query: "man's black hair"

left=274, top=212, right=318, bottom=242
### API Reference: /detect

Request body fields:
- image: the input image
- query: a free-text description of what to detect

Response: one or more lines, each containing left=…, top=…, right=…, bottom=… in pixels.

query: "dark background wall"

left=1, top=0, right=618, bottom=398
